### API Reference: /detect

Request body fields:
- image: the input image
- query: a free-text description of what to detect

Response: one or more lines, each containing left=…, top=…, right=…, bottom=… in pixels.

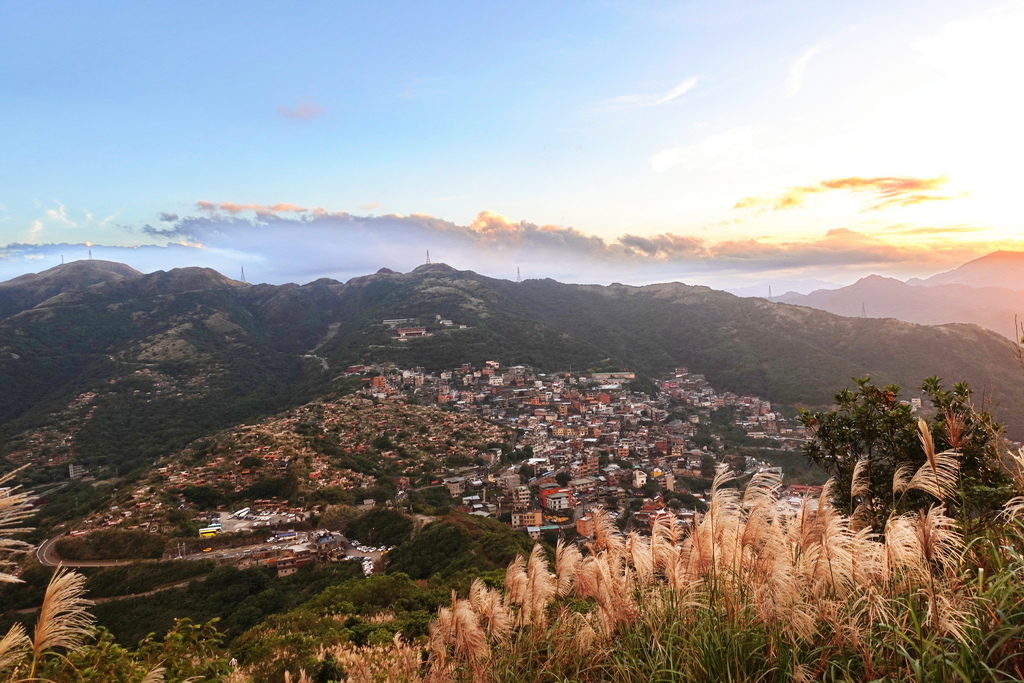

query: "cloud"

left=195, top=201, right=310, bottom=215
left=736, top=176, right=954, bottom=212
left=882, top=225, right=988, bottom=236
left=158, top=212, right=179, bottom=222
left=44, top=202, right=77, bottom=227
left=359, top=202, right=381, bottom=211
left=96, top=204, right=1017, bottom=290
left=278, top=101, right=324, bottom=120
left=650, top=127, right=755, bottom=172
left=785, top=38, right=833, bottom=96
left=603, top=76, right=698, bottom=109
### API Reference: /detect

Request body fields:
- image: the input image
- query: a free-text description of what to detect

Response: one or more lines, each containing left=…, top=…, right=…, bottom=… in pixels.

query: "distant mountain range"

left=725, top=279, right=841, bottom=298
left=778, top=251, right=1024, bottom=340
left=2, top=257, right=1023, bottom=477
left=909, top=250, right=1024, bottom=289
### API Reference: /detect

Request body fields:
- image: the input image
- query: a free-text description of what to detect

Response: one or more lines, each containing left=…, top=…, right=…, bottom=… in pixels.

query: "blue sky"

left=2, top=1, right=1021, bottom=288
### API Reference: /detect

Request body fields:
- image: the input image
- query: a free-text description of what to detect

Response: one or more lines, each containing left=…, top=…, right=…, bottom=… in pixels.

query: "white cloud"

left=44, top=202, right=78, bottom=227
left=785, top=38, right=834, bottom=96
left=26, top=220, right=44, bottom=242
left=603, top=76, right=698, bottom=108
left=649, top=127, right=757, bottom=172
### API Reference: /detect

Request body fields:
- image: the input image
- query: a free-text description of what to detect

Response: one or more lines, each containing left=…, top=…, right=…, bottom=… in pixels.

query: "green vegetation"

left=0, top=560, right=216, bottom=612
left=88, top=562, right=364, bottom=647
left=26, top=481, right=113, bottom=540
left=385, top=513, right=534, bottom=580
left=231, top=571, right=472, bottom=680
left=345, top=509, right=415, bottom=547
left=55, top=529, right=168, bottom=561
left=800, top=377, right=1013, bottom=528
left=408, top=486, right=455, bottom=515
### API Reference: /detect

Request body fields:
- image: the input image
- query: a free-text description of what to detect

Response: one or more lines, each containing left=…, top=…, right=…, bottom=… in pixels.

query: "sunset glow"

left=1, top=0, right=1021, bottom=287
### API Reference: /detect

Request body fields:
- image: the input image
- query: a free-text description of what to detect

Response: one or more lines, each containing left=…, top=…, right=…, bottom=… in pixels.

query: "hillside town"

left=346, top=358, right=820, bottom=541
left=36, top=350, right=837, bottom=582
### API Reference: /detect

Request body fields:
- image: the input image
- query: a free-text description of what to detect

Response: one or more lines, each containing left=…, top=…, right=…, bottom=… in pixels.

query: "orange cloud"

left=882, top=225, right=988, bottom=236
left=736, top=175, right=954, bottom=212
left=195, top=201, right=308, bottom=215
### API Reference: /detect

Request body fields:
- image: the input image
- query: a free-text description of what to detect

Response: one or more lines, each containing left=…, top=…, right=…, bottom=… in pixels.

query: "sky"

left=2, top=0, right=1022, bottom=291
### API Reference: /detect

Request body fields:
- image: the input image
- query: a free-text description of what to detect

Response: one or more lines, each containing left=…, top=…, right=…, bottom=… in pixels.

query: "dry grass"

left=0, top=568, right=96, bottom=681
left=312, top=442, right=1024, bottom=682
left=0, top=467, right=34, bottom=584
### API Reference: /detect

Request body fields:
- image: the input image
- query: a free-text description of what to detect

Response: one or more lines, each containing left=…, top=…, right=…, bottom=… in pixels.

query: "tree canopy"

left=799, top=376, right=1013, bottom=530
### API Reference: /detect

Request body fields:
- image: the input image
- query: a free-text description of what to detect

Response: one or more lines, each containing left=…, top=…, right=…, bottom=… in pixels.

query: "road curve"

left=35, top=535, right=157, bottom=568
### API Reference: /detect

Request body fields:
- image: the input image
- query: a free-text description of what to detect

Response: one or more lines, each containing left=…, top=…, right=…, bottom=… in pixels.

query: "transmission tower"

left=768, top=285, right=773, bottom=302
left=88, top=248, right=92, bottom=260
left=240, top=266, right=246, bottom=283
left=425, top=249, right=431, bottom=265
left=516, top=267, right=521, bottom=283
left=862, top=302, right=867, bottom=317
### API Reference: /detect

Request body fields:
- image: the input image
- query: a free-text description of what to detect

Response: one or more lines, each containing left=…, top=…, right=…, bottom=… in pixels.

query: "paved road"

left=36, top=535, right=158, bottom=568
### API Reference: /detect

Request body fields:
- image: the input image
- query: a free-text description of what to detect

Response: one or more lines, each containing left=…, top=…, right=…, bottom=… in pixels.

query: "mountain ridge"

left=2, top=258, right=1023, bottom=483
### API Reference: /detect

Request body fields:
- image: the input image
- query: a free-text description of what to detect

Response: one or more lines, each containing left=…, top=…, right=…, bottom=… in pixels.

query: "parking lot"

left=210, top=509, right=302, bottom=533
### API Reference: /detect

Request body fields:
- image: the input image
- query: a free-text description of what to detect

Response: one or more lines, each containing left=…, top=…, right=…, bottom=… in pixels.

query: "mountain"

left=910, top=250, right=1024, bottom=290
left=3, top=259, right=1024, bottom=481
left=778, top=275, right=1024, bottom=340
left=726, top=279, right=841, bottom=298
left=0, top=260, right=143, bottom=317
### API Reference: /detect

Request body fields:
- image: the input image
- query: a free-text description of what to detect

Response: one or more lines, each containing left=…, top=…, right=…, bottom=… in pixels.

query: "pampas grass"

left=27, top=568, right=95, bottom=677
left=0, top=623, right=29, bottom=674
left=366, top=440, right=1024, bottom=683
left=0, top=467, right=34, bottom=584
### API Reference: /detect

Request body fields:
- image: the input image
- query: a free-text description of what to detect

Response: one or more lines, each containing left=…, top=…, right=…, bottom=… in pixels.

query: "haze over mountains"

left=2, top=255, right=1024, bottom=473
left=776, top=251, right=1024, bottom=340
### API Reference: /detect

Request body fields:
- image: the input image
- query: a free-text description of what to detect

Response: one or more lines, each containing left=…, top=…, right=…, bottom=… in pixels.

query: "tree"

left=346, top=509, right=414, bottom=547
left=799, top=376, right=1011, bottom=529
left=319, top=504, right=360, bottom=531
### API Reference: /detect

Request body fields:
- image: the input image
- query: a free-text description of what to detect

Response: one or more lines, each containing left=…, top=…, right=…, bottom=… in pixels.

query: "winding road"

left=35, top=535, right=157, bottom=568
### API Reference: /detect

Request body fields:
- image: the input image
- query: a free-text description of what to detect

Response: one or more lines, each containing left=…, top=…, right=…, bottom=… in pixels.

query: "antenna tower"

left=240, top=266, right=246, bottom=283
left=88, top=248, right=92, bottom=260
left=768, top=285, right=773, bottom=302
left=862, top=302, right=867, bottom=317
left=61, top=255, right=64, bottom=264
left=425, top=249, right=431, bottom=265
left=516, top=267, right=521, bottom=283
